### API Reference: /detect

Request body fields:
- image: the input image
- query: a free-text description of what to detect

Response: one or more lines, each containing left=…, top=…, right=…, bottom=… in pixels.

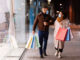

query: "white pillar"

left=8, top=0, right=18, bottom=48
left=14, top=0, right=26, bottom=44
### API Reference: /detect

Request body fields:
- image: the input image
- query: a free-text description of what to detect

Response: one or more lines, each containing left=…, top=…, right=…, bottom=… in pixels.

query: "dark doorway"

left=71, top=0, right=80, bottom=24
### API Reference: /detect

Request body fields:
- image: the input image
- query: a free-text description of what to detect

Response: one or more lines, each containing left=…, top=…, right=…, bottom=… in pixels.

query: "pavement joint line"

left=6, top=56, right=20, bottom=57
left=19, top=48, right=27, bottom=60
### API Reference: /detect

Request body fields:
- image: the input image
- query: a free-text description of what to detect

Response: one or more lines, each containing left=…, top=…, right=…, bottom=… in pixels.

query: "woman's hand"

left=60, top=22, right=63, bottom=25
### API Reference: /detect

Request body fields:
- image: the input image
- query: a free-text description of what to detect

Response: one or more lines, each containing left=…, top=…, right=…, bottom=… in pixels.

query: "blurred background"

left=0, top=0, right=80, bottom=60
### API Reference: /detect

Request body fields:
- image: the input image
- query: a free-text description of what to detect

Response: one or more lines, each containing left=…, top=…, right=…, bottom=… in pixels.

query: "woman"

left=54, top=12, right=70, bottom=58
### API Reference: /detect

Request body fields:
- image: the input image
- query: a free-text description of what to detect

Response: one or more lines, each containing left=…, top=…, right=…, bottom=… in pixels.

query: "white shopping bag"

left=70, top=30, right=73, bottom=39
left=25, top=35, right=33, bottom=49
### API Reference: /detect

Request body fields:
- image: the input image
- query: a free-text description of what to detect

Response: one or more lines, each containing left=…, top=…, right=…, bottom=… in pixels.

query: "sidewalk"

left=0, top=43, right=11, bottom=60
left=0, top=43, right=25, bottom=60
left=21, top=28, right=80, bottom=60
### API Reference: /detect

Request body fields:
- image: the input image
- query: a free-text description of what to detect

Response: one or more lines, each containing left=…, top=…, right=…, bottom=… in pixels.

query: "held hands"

left=44, top=22, right=48, bottom=26
left=49, top=20, right=52, bottom=23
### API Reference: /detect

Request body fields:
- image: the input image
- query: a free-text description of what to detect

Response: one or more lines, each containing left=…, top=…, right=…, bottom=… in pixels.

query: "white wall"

left=0, top=0, right=9, bottom=23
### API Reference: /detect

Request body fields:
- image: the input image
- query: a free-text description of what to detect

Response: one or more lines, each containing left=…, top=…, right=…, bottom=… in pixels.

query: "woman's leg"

left=54, top=40, right=59, bottom=56
left=54, top=47, right=59, bottom=56
left=58, top=41, right=64, bottom=58
left=58, top=49, right=63, bottom=58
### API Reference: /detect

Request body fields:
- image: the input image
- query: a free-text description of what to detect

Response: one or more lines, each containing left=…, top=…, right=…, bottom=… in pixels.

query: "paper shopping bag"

left=35, top=35, right=40, bottom=48
left=31, top=36, right=35, bottom=49
left=25, top=36, right=33, bottom=49
left=70, top=29, right=73, bottom=39
left=56, top=27, right=68, bottom=41
left=66, top=27, right=70, bottom=41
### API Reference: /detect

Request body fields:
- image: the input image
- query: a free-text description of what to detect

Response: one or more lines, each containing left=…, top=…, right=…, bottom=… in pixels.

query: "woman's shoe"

left=58, top=52, right=62, bottom=59
left=54, top=51, right=58, bottom=56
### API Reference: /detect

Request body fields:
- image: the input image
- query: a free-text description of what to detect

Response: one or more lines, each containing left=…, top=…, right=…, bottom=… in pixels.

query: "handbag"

left=56, top=27, right=68, bottom=41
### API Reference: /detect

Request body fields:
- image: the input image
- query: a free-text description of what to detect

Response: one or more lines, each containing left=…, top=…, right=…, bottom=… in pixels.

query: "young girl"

left=54, top=12, right=70, bottom=58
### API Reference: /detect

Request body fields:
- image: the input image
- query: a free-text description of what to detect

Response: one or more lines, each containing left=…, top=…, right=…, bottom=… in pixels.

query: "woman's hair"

left=63, top=12, right=67, bottom=19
